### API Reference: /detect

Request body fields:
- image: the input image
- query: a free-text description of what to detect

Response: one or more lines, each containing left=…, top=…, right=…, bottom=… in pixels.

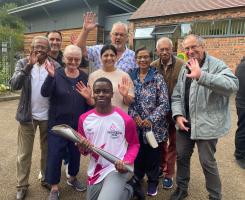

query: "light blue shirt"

left=87, top=45, right=137, bottom=72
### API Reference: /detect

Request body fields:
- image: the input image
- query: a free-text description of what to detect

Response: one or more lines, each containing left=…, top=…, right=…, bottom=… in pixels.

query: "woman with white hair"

left=41, top=45, right=92, bottom=200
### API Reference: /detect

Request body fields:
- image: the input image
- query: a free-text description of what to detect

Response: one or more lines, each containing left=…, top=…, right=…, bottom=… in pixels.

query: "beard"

left=51, top=45, right=60, bottom=52
left=113, top=43, right=124, bottom=51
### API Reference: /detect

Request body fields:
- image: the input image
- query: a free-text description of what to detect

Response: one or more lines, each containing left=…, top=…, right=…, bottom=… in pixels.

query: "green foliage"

left=0, top=4, right=25, bottom=51
left=0, top=3, right=25, bottom=86
left=0, top=5, right=25, bottom=32
left=0, top=69, right=8, bottom=85
left=0, top=26, right=24, bottom=51
left=0, top=0, right=39, bottom=7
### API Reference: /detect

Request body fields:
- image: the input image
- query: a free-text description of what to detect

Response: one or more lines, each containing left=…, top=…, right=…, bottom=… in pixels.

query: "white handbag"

left=145, top=126, right=158, bottom=148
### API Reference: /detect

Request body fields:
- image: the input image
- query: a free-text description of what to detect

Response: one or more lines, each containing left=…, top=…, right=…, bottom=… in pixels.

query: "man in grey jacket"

left=10, top=36, right=60, bottom=200
left=170, top=34, right=238, bottom=200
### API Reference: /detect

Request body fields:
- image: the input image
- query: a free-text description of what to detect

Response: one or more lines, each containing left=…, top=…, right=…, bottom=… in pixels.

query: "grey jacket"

left=171, top=54, right=239, bottom=140
left=9, top=57, right=60, bottom=123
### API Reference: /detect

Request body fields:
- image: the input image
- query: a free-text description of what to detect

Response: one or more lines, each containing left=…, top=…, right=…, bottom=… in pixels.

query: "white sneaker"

left=38, top=171, right=43, bottom=181
left=65, top=163, right=70, bottom=179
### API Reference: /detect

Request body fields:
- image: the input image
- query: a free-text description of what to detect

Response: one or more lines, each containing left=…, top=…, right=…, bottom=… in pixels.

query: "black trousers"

left=235, top=107, right=245, bottom=160
left=134, top=134, right=163, bottom=185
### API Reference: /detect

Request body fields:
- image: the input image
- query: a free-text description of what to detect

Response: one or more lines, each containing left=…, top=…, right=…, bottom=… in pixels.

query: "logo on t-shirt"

left=107, top=123, right=122, bottom=139
left=86, top=128, right=94, bottom=135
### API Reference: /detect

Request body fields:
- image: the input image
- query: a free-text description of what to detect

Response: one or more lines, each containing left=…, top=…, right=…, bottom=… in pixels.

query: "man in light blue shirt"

left=76, top=12, right=136, bottom=72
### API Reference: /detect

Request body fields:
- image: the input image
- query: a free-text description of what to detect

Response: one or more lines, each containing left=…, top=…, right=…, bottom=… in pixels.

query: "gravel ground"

left=0, top=98, right=244, bottom=200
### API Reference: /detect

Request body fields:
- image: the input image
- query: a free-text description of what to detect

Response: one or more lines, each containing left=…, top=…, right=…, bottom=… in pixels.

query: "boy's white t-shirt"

left=78, top=107, right=139, bottom=185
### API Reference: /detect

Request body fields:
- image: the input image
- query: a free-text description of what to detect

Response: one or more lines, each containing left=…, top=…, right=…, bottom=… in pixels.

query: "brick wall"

left=129, top=7, right=245, bottom=71
left=201, top=37, right=244, bottom=72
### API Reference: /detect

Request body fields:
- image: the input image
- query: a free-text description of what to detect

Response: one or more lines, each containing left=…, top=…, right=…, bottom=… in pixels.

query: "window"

left=134, top=27, right=154, bottom=39
left=134, top=39, right=155, bottom=52
left=134, top=25, right=180, bottom=59
left=230, top=19, right=245, bottom=35
left=180, top=18, right=245, bottom=37
left=134, top=27, right=155, bottom=58
left=152, top=25, right=178, bottom=36
left=181, top=24, right=192, bottom=37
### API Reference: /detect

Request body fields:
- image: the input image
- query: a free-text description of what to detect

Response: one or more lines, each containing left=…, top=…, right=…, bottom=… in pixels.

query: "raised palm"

left=44, top=60, right=55, bottom=77
left=83, top=12, right=97, bottom=31
left=76, top=81, right=92, bottom=100
left=28, top=51, right=38, bottom=65
left=186, top=58, right=201, bottom=79
left=118, top=76, right=130, bottom=97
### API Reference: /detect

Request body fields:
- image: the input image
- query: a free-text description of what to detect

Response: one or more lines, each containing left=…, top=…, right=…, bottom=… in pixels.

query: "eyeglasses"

left=65, top=57, right=81, bottom=63
left=184, top=45, right=201, bottom=52
left=136, top=56, right=150, bottom=60
left=158, top=48, right=171, bottom=53
left=33, top=45, right=48, bottom=51
left=112, top=32, right=127, bottom=37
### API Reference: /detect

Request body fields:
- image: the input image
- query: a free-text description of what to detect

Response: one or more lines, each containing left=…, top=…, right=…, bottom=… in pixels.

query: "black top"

left=50, top=51, right=65, bottom=68
left=236, top=57, right=245, bottom=108
left=184, top=55, right=206, bottom=130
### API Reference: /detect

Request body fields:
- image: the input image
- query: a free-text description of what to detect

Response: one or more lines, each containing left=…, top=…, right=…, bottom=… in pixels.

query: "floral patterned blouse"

left=128, top=67, right=170, bottom=143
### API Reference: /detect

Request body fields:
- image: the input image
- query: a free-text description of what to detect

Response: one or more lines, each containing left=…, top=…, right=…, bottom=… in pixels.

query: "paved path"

left=0, top=99, right=244, bottom=200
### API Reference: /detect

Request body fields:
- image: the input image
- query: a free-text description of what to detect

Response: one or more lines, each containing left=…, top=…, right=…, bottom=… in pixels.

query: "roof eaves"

left=109, top=0, right=137, bottom=12
left=129, top=6, right=245, bottom=21
left=8, top=0, right=61, bottom=14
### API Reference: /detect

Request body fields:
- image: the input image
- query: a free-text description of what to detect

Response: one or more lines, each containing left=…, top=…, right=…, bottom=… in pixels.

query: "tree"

left=0, top=3, right=25, bottom=51
left=0, top=0, right=39, bottom=7
left=0, top=3, right=25, bottom=86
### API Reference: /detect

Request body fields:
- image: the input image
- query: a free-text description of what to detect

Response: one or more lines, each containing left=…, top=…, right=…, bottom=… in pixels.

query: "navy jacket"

left=41, top=67, right=90, bottom=130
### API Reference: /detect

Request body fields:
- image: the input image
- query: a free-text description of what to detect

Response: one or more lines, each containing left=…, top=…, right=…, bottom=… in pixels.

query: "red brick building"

left=129, top=0, right=245, bottom=71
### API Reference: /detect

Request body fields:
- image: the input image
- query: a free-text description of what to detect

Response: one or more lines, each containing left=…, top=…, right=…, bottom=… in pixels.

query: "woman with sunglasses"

left=41, top=45, right=92, bottom=200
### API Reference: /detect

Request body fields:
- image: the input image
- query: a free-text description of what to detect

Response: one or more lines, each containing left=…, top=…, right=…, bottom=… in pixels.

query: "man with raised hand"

left=170, top=34, right=238, bottom=200
left=76, top=12, right=136, bottom=72
left=10, top=36, right=60, bottom=200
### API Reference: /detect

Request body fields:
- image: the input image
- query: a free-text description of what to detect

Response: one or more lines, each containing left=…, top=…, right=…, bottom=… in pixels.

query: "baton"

left=51, top=124, right=134, bottom=173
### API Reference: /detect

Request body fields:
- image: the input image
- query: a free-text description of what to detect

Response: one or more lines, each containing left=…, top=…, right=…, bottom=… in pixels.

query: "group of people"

left=10, top=11, right=240, bottom=200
